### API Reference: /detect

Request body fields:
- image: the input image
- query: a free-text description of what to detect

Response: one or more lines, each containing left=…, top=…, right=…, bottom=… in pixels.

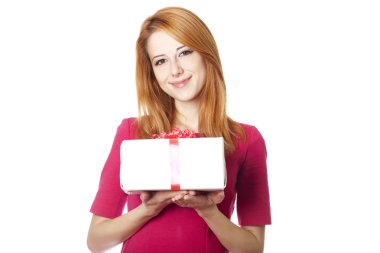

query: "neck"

left=174, top=101, right=200, bottom=132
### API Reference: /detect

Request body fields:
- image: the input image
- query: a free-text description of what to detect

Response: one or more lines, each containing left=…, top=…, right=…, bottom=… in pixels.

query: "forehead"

left=147, top=30, right=183, bottom=56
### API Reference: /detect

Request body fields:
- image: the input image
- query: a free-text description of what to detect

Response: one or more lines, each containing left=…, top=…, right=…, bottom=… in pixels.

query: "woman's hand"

left=139, top=190, right=188, bottom=218
left=172, top=190, right=225, bottom=217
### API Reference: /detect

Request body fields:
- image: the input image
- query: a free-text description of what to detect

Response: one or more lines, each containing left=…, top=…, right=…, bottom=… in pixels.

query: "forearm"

left=197, top=206, right=264, bottom=253
left=87, top=205, right=153, bottom=253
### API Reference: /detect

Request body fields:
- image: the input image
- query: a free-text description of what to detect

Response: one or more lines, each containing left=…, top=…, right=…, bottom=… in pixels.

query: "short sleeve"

left=90, top=118, right=133, bottom=218
left=236, top=126, right=271, bottom=226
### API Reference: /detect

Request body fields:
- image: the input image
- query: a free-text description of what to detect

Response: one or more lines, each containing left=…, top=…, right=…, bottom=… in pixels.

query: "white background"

left=1, top=0, right=379, bottom=252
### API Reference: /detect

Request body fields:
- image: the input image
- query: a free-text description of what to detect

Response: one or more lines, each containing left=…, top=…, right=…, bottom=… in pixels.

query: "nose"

left=171, top=60, right=183, bottom=77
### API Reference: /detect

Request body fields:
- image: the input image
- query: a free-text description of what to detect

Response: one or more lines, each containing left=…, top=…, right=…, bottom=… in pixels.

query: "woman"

left=87, top=7, right=271, bottom=253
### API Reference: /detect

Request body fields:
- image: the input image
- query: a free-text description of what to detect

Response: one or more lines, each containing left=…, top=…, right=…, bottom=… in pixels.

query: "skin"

left=87, top=31, right=265, bottom=253
left=148, top=30, right=206, bottom=131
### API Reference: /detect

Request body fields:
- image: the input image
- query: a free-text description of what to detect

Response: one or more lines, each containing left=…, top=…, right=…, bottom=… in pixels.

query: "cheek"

left=196, top=61, right=207, bottom=85
left=180, top=57, right=197, bottom=71
left=182, top=55, right=206, bottom=77
left=198, top=70, right=206, bottom=88
left=153, top=66, right=169, bottom=85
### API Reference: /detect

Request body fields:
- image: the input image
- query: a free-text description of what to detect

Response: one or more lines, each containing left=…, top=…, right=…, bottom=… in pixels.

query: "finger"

left=183, top=194, right=204, bottom=206
left=215, top=192, right=224, bottom=203
left=183, top=194, right=193, bottom=200
left=171, top=193, right=185, bottom=202
left=213, top=190, right=224, bottom=198
left=174, top=199, right=190, bottom=208
left=207, top=190, right=223, bottom=202
left=140, top=191, right=151, bottom=202
left=174, top=190, right=189, bottom=196
left=154, top=191, right=186, bottom=203
left=175, top=190, right=191, bottom=200
left=163, top=190, right=188, bottom=198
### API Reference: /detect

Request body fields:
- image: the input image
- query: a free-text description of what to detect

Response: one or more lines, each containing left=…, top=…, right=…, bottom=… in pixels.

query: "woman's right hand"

left=139, top=190, right=188, bottom=218
left=87, top=190, right=188, bottom=252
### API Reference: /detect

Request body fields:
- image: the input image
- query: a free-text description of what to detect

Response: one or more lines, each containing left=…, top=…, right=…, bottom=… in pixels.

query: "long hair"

left=135, top=7, right=245, bottom=153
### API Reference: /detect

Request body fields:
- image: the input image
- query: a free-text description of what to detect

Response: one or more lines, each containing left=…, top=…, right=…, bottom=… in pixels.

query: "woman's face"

left=147, top=31, right=206, bottom=106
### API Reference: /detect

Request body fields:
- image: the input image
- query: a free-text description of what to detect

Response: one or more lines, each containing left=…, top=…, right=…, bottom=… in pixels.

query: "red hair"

left=135, top=7, right=245, bottom=153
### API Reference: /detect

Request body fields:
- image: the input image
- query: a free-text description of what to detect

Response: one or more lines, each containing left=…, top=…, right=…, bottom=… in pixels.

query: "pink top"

left=90, top=118, right=271, bottom=253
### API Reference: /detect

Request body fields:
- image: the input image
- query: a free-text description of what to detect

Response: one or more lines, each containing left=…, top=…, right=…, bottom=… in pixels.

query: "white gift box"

left=120, top=137, right=226, bottom=193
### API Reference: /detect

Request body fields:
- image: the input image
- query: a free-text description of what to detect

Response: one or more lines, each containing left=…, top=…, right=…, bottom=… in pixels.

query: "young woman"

left=87, top=7, right=271, bottom=253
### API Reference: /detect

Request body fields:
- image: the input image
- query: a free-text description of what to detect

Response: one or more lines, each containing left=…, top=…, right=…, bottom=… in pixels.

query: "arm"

left=197, top=204, right=265, bottom=253
left=173, top=191, right=265, bottom=253
left=87, top=206, right=151, bottom=253
left=87, top=191, right=187, bottom=253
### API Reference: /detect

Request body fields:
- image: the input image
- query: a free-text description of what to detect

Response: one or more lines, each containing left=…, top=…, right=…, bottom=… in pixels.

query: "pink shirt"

left=90, top=118, right=271, bottom=253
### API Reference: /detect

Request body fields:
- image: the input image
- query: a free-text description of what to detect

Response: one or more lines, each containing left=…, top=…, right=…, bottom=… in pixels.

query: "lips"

left=170, top=76, right=192, bottom=88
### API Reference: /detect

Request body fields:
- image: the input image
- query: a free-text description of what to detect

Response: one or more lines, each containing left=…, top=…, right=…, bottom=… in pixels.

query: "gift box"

left=120, top=137, right=226, bottom=193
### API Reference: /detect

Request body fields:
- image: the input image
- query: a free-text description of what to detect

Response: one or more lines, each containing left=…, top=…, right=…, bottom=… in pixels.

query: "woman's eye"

left=154, top=59, right=166, bottom=66
left=179, top=49, right=193, bottom=57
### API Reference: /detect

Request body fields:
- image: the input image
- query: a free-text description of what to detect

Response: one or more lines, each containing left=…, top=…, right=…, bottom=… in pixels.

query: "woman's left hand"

left=172, top=190, right=225, bottom=217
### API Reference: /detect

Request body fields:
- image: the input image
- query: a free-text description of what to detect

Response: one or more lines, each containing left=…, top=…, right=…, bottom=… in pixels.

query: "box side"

left=178, top=137, right=226, bottom=190
left=120, top=139, right=172, bottom=192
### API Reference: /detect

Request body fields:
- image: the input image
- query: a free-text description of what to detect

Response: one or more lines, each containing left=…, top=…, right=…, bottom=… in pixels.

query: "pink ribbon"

left=169, top=139, right=180, bottom=190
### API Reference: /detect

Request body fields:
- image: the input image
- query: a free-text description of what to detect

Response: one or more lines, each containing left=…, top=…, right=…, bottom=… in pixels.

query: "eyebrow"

left=151, top=45, right=186, bottom=61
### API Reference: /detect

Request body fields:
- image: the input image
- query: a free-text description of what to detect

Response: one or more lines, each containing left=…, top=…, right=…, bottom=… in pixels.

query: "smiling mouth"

left=170, top=76, right=192, bottom=88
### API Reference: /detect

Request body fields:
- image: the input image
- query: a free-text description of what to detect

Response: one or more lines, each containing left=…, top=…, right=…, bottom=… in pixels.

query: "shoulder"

left=230, top=121, right=267, bottom=159
left=237, top=122, right=265, bottom=144
left=119, top=117, right=137, bottom=129
left=115, top=117, right=138, bottom=140
left=233, top=122, right=267, bottom=171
